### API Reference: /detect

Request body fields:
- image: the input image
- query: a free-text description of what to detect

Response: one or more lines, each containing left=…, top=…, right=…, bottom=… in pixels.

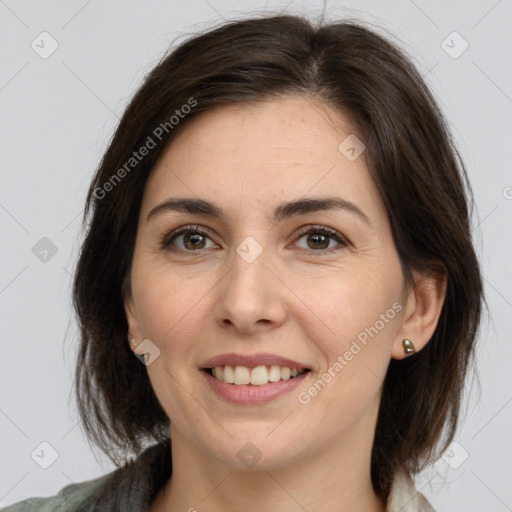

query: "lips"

left=199, top=352, right=312, bottom=403
left=201, top=367, right=310, bottom=404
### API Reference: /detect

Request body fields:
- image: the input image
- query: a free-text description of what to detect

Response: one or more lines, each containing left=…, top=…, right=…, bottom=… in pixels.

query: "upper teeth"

left=211, top=365, right=306, bottom=386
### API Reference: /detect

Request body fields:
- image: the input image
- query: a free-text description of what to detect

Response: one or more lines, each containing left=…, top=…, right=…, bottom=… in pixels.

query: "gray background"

left=1, top=0, right=511, bottom=509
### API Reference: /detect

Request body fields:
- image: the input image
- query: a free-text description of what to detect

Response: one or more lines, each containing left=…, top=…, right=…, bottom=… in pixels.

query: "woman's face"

left=125, top=95, right=412, bottom=469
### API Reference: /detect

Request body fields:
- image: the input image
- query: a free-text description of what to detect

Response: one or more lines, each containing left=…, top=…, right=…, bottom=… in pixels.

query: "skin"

left=124, top=95, right=446, bottom=512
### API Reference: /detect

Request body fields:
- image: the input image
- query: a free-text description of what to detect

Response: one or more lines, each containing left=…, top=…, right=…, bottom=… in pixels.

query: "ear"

left=124, top=289, right=143, bottom=352
left=391, top=267, right=447, bottom=360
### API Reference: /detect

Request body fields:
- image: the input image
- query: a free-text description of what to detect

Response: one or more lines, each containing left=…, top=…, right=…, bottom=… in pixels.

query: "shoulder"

left=2, top=440, right=172, bottom=512
left=2, top=474, right=109, bottom=512
left=387, top=468, right=436, bottom=512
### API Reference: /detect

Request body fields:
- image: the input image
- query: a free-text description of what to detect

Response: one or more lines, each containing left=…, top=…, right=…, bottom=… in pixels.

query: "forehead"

left=141, top=95, right=383, bottom=221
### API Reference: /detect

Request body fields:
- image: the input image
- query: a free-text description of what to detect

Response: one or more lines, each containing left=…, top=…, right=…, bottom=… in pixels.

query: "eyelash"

left=160, top=224, right=349, bottom=255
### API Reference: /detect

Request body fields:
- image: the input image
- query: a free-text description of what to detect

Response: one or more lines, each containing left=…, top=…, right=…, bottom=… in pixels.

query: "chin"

left=198, top=429, right=308, bottom=472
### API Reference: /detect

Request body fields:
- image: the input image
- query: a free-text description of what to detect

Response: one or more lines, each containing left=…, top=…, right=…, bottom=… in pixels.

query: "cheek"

left=297, top=274, right=402, bottom=425
left=132, top=269, right=214, bottom=424
left=131, top=249, right=206, bottom=334
left=295, top=267, right=403, bottom=418
left=294, top=265, right=402, bottom=350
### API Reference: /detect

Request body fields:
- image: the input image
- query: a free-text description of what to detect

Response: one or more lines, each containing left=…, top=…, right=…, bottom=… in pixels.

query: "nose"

left=213, top=246, right=287, bottom=335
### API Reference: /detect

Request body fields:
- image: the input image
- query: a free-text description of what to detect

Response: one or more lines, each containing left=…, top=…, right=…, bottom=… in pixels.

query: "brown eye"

left=161, top=225, right=217, bottom=252
left=294, top=226, right=348, bottom=252
left=181, top=232, right=207, bottom=250
left=306, top=232, right=330, bottom=250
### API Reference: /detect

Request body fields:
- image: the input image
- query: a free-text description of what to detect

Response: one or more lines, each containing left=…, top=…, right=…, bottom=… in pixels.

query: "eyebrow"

left=147, top=196, right=372, bottom=227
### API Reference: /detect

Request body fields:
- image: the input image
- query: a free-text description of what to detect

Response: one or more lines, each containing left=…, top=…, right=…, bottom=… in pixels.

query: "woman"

left=5, top=13, right=483, bottom=512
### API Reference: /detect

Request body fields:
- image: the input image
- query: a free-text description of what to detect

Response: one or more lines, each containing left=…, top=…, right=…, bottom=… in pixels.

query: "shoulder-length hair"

left=73, top=14, right=483, bottom=501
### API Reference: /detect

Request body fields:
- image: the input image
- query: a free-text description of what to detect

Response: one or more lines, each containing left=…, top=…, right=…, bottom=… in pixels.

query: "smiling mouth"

left=204, top=365, right=310, bottom=386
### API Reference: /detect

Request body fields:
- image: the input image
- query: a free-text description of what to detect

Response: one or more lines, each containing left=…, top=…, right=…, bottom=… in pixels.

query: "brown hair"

left=73, top=13, right=483, bottom=501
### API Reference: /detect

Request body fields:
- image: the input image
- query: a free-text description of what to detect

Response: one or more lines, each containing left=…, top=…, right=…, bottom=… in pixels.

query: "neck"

left=152, top=425, right=386, bottom=512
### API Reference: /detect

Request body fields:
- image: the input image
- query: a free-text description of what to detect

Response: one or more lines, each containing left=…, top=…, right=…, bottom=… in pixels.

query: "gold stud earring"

left=402, top=338, right=416, bottom=355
